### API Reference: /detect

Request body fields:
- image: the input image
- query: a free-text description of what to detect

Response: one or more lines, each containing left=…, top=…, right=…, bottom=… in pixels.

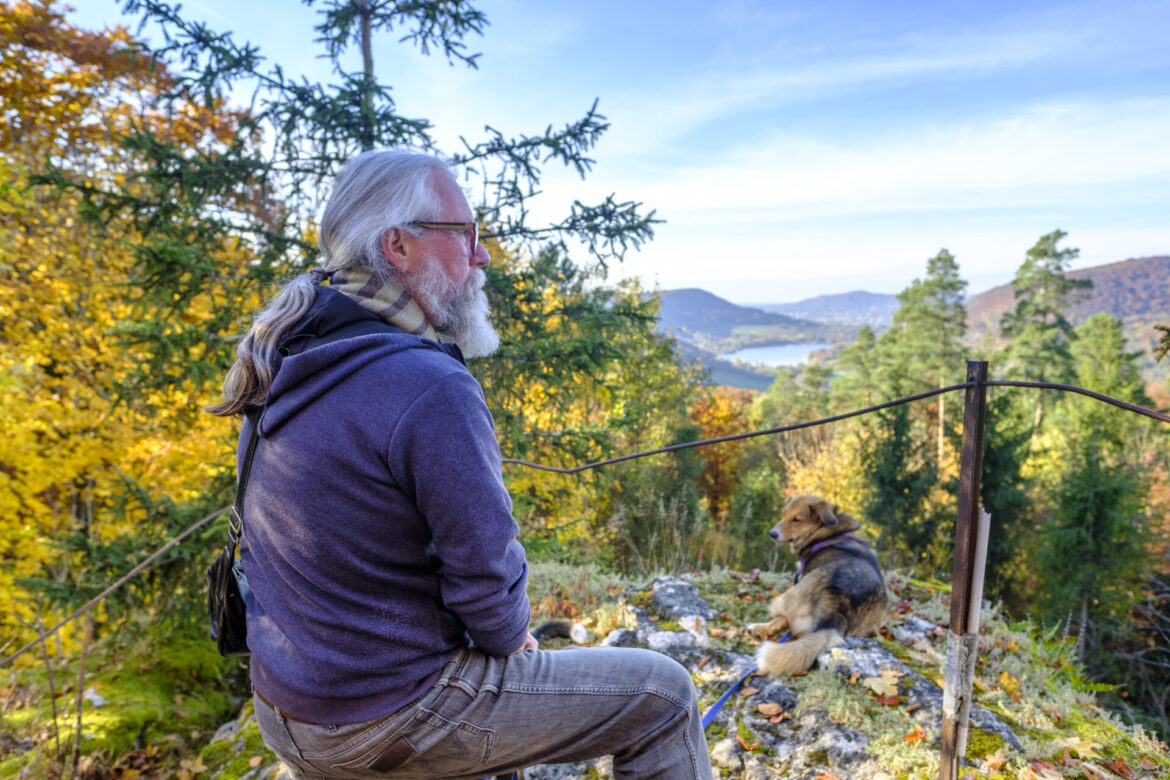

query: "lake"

left=720, top=343, right=833, bottom=367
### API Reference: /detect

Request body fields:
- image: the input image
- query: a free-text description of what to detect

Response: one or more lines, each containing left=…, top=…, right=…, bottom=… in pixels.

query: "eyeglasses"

left=409, top=221, right=482, bottom=255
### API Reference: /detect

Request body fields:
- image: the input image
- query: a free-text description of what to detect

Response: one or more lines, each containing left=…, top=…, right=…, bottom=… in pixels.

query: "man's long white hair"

left=208, top=150, right=451, bottom=417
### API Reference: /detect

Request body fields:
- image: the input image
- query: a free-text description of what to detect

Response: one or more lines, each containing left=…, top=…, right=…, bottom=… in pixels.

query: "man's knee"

left=622, top=648, right=699, bottom=707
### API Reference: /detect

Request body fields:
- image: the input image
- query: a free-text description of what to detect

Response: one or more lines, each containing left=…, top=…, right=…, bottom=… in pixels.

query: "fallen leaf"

left=1052, top=737, right=1103, bottom=760
left=862, top=669, right=902, bottom=697
left=735, top=733, right=759, bottom=751
left=1078, top=762, right=1117, bottom=780
left=739, top=687, right=759, bottom=697
left=1028, top=760, right=1064, bottom=780
left=815, top=773, right=841, bottom=780
left=174, top=709, right=188, bottom=719
left=997, top=671, right=1021, bottom=695
left=769, top=713, right=792, bottom=724
left=903, top=725, right=926, bottom=743
left=982, top=750, right=1007, bottom=770
left=708, top=627, right=727, bottom=639
left=757, top=703, right=783, bottom=717
left=1108, top=757, right=1137, bottom=779
left=903, top=703, right=922, bottom=714
left=1138, top=758, right=1158, bottom=770
left=875, top=694, right=902, bottom=706
left=849, top=670, right=860, bottom=685
left=249, top=755, right=263, bottom=767
left=697, top=655, right=711, bottom=670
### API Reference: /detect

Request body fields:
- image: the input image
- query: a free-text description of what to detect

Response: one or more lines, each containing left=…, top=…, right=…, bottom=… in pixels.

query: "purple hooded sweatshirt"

left=239, top=288, right=530, bottom=724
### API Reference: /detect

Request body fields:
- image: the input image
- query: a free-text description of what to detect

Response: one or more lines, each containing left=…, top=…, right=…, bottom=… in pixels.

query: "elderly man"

left=209, top=149, right=713, bottom=779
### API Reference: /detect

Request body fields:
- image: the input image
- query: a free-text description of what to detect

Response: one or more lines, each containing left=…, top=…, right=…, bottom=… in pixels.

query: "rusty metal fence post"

left=940, top=360, right=989, bottom=780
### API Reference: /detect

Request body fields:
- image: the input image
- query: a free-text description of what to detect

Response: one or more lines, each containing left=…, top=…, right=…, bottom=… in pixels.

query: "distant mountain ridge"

left=657, top=288, right=823, bottom=339
left=753, top=290, right=898, bottom=327
left=659, top=255, right=1170, bottom=390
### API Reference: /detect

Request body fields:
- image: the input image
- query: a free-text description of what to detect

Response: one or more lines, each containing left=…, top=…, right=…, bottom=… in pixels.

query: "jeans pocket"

left=331, top=707, right=494, bottom=775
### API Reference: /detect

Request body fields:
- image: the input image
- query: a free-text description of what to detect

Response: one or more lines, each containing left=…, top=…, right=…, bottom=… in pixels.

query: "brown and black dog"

left=750, top=495, right=887, bottom=675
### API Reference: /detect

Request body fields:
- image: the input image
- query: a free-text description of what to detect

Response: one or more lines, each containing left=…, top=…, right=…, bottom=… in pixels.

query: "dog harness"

left=794, top=531, right=854, bottom=583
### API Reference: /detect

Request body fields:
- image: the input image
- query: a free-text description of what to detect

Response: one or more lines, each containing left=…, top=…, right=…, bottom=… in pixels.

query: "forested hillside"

left=967, top=255, right=1170, bottom=336
left=0, top=3, right=1167, bottom=778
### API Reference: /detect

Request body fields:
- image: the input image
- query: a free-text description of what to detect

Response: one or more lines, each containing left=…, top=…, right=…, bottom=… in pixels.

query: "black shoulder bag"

left=207, top=418, right=260, bottom=658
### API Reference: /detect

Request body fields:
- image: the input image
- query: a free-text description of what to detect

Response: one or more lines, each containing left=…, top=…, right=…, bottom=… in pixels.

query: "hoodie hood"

left=257, top=286, right=463, bottom=436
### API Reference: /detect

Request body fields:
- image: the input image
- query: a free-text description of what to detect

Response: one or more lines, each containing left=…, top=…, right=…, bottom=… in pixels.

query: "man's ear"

left=380, top=227, right=414, bottom=275
left=813, top=499, right=839, bottom=528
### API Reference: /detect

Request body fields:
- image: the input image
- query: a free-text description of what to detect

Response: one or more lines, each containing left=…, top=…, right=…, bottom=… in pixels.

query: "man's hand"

left=516, top=633, right=539, bottom=653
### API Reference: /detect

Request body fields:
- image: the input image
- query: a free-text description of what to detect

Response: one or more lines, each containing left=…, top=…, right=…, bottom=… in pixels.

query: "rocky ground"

left=190, top=570, right=1168, bottom=780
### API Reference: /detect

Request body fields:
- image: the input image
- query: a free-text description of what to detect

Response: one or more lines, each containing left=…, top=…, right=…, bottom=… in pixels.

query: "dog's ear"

left=813, top=499, right=839, bottom=528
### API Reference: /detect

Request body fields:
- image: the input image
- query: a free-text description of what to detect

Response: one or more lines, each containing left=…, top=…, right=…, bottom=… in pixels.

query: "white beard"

left=407, top=263, right=500, bottom=358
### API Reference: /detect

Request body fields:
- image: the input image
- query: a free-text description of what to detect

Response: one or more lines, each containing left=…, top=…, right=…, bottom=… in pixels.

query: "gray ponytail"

left=206, top=149, right=450, bottom=417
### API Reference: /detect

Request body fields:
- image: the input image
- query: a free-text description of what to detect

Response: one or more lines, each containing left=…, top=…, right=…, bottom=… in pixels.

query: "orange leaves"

left=902, top=725, right=926, bottom=743
left=688, top=387, right=754, bottom=520
left=735, top=733, right=759, bottom=751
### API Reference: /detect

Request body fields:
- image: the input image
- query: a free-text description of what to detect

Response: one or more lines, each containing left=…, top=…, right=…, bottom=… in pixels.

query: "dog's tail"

left=755, top=629, right=844, bottom=675
left=531, top=619, right=588, bottom=644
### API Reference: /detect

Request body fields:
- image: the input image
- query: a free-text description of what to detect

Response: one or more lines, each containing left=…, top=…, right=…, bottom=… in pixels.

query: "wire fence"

left=5, top=375, right=1166, bottom=671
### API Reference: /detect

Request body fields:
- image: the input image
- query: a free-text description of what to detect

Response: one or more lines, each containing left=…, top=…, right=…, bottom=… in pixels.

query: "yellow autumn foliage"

left=0, top=1, right=254, bottom=656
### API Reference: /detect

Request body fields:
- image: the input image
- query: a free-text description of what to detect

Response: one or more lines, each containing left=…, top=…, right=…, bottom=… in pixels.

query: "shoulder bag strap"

left=228, top=416, right=261, bottom=550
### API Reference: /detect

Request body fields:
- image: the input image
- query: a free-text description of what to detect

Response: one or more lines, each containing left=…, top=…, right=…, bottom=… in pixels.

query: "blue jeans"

left=253, top=646, right=713, bottom=779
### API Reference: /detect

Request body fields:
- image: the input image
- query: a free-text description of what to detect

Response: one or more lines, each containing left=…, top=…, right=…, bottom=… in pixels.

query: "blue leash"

left=700, top=631, right=791, bottom=729
left=701, top=663, right=759, bottom=729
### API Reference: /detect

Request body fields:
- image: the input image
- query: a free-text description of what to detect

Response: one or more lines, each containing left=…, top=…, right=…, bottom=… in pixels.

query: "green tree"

left=893, top=249, right=968, bottom=465
left=830, top=252, right=970, bottom=570
left=1038, top=313, right=1153, bottom=663
left=472, top=243, right=701, bottom=561
left=977, top=389, right=1033, bottom=606
left=53, top=0, right=659, bottom=399
left=1000, top=230, right=1091, bottom=387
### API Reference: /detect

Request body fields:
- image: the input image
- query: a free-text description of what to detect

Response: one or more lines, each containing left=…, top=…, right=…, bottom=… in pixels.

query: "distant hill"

left=657, top=288, right=854, bottom=352
left=754, top=290, right=898, bottom=328
left=967, top=255, right=1170, bottom=338
left=658, top=288, right=823, bottom=339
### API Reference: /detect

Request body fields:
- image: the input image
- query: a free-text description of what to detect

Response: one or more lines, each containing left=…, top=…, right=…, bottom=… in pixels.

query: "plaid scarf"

left=328, top=268, right=438, bottom=341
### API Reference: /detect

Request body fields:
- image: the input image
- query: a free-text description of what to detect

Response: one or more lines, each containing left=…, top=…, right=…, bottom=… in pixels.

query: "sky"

left=71, top=0, right=1170, bottom=305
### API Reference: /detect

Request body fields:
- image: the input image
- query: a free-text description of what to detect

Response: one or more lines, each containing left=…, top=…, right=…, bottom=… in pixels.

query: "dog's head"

left=770, top=495, right=861, bottom=551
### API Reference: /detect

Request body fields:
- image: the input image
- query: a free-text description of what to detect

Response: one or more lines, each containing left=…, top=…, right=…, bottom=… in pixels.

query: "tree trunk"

left=359, top=0, right=375, bottom=151
left=937, top=382, right=945, bottom=467
left=1076, top=591, right=1089, bottom=665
